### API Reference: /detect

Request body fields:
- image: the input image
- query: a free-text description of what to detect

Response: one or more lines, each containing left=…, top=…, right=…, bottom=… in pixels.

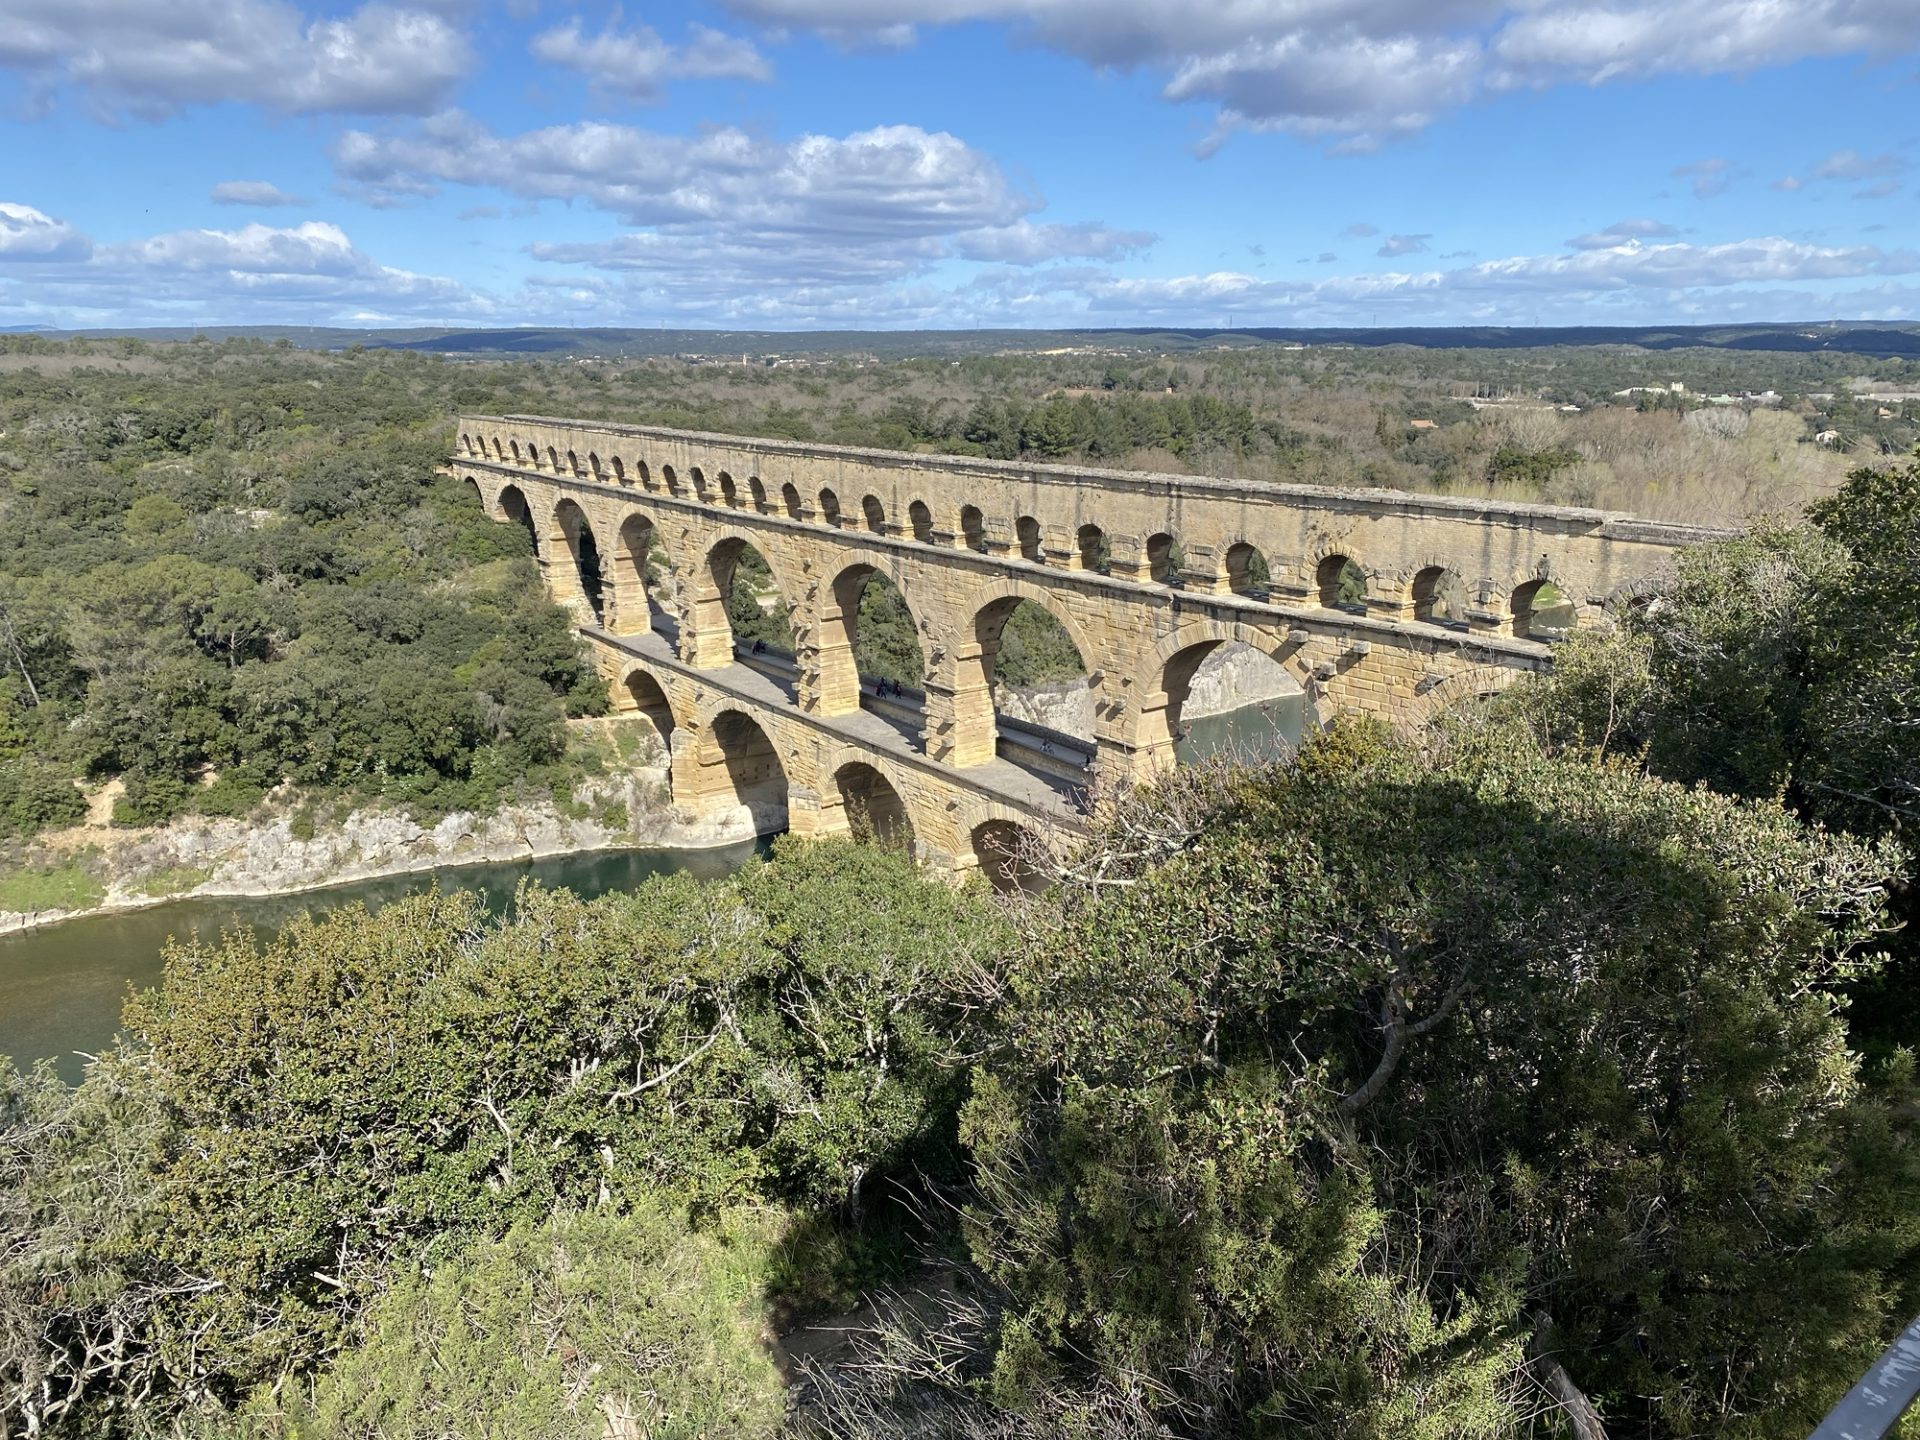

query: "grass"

left=132, top=865, right=210, bottom=899
left=0, top=861, right=106, bottom=914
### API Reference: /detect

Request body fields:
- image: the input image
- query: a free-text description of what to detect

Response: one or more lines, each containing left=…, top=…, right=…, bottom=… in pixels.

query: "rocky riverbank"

left=0, top=750, right=752, bottom=937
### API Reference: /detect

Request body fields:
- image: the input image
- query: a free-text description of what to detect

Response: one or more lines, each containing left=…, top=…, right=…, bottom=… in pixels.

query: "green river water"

left=0, top=841, right=764, bottom=1084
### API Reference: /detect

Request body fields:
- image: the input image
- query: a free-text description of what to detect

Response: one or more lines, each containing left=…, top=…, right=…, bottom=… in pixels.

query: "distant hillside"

left=26, top=320, right=1920, bottom=359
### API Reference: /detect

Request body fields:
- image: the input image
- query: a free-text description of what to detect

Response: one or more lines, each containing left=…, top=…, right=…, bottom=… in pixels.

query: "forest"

left=1, top=335, right=1919, bottom=1437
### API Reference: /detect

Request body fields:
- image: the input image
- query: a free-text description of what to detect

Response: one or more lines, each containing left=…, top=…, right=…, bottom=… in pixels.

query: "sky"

left=1, top=0, right=1918, bottom=332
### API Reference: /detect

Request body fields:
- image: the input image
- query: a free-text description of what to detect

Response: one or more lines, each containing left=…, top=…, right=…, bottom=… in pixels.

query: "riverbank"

left=0, top=727, right=755, bottom=936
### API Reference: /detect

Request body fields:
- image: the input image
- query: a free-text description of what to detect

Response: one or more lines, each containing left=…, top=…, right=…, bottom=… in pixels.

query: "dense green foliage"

left=0, top=348, right=604, bottom=834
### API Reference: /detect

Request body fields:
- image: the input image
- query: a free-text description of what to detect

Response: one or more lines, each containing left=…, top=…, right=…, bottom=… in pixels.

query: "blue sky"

left=2, top=0, right=1918, bottom=330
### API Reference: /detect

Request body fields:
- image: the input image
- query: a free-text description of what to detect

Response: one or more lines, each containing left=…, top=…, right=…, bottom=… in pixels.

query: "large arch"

left=952, top=579, right=1099, bottom=776
left=498, top=483, right=537, bottom=552
left=619, top=665, right=680, bottom=763
left=610, top=509, right=677, bottom=641
left=694, top=533, right=800, bottom=674
left=815, top=555, right=929, bottom=741
left=967, top=816, right=1047, bottom=895
left=552, top=498, right=607, bottom=624
left=686, top=708, right=789, bottom=834
left=1133, top=622, right=1309, bottom=777
left=831, top=760, right=916, bottom=853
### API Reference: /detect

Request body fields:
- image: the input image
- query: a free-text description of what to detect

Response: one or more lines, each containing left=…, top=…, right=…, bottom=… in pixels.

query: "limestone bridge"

left=451, top=414, right=1713, bottom=884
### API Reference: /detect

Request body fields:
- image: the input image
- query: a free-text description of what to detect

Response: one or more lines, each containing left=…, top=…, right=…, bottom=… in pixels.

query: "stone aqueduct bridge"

left=451, top=413, right=1713, bottom=880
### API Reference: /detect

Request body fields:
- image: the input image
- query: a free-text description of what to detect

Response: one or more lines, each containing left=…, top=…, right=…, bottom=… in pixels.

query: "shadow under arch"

left=498, top=483, right=538, bottom=553
left=690, top=708, right=789, bottom=836
left=831, top=759, right=916, bottom=854
left=620, top=665, right=679, bottom=764
left=611, top=509, right=678, bottom=644
left=964, top=581, right=1098, bottom=788
left=969, top=817, right=1047, bottom=895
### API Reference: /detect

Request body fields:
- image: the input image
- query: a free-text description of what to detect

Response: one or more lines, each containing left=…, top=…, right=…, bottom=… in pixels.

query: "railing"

left=1810, top=1315, right=1920, bottom=1439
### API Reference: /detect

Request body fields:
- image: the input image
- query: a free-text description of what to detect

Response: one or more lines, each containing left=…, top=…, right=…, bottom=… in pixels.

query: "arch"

left=1146, top=531, right=1177, bottom=585
left=747, top=476, right=768, bottom=512
left=1512, top=578, right=1577, bottom=640
left=459, top=432, right=473, bottom=456
left=1015, top=515, right=1044, bottom=563
left=832, top=760, right=916, bottom=853
left=909, top=499, right=935, bottom=543
left=703, top=534, right=798, bottom=665
left=509, top=439, right=523, bottom=465
left=611, top=455, right=629, bottom=485
left=690, top=466, right=711, bottom=503
left=1134, top=622, right=1310, bottom=777
left=718, top=471, right=739, bottom=507
left=1412, top=565, right=1466, bottom=626
left=959, top=579, right=1098, bottom=780
left=545, top=445, right=561, bottom=473
left=818, top=488, right=843, bottom=528
left=566, top=449, right=583, bottom=477
left=817, top=556, right=928, bottom=738
left=492, top=436, right=507, bottom=461
left=861, top=494, right=887, bottom=534
left=694, top=709, right=788, bottom=833
left=498, top=483, right=537, bottom=552
left=781, top=482, right=804, bottom=519
left=1076, top=523, right=1110, bottom=574
left=1224, top=541, right=1271, bottom=599
left=553, top=498, right=607, bottom=625
left=621, top=667, right=678, bottom=757
left=959, top=505, right=987, bottom=553
left=612, top=510, right=676, bottom=640
left=662, top=464, right=681, bottom=497
left=587, top=451, right=604, bottom=481
left=969, top=818, right=1046, bottom=895
left=1316, top=553, right=1367, bottom=610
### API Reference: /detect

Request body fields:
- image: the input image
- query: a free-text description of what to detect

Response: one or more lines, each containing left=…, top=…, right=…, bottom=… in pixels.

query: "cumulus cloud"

left=0, top=206, right=481, bottom=326
left=1376, top=233, right=1430, bottom=257
left=210, top=180, right=309, bottom=207
left=1566, top=217, right=1680, bottom=249
left=711, top=0, right=1920, bottom=148
left=530, top=17, right=770, bottom=102
left=0, top=202, right=93, bottom=261
left=0, top=0, right=472, bottom=117
left=1772, top=175, right=1804, bottom=192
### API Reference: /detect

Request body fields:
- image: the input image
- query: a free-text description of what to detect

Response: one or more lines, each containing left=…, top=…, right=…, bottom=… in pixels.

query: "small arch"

left=1224, top=542, right=1271, bottom=600
left=662, top=464, right=681, bottom=496
left=959, top=505, right=987, bottom=553
left=546, top=445, right=561, bottom=473
left=862, top=494, right=887, bottom=534
left=1512, top=578, right=1577, bottom=641
left=971, top=819, right=1046, bottom=895
left=587, top=451, right=604, bottom=481
left=459, top=432, right=473, bottom=456
left=1317, top=554, right=1367, bottom=610
left=566, top=449, right=583, bottom=477
left=819, top=488, right=843, bottom=527
left=1412, top=565, right=1466, bottom=627
left=747, top=477, right=768, bottom=512
left=554, top=498, right=607, bottom=625
left=1015, top=515, right=1044, bottom=563
left=1147, top=532, right=1179, bottom=586
left=718, top=471, right=739, bottom=507
left=909, top=500, right=935, bottom=543
left=623, top=668, right=677, bottom=758
left=509, top=439, right=523, bottom=465
left=492, top=436, right=508, bottom=461
left=611, top=455, right=628, bottom=485
left=833, top=761, right=915, bottom=853
left=1076, top=524, right=1110, bottom=574
left=699, top=709, right=788, bottom=834
left=690, top=466, right=711, bottom=502
left=781, top=483, right=804, bottom=519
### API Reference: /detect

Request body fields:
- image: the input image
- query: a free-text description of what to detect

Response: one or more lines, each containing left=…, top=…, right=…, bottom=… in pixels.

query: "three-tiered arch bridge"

left=450, top=413, right=1715, bottom=884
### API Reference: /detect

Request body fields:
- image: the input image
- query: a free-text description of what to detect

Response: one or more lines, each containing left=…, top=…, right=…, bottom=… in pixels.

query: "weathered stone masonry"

left=451, top=413, right=1718, bottom=880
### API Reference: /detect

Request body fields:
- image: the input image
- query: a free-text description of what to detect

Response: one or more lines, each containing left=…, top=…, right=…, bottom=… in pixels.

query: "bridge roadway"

left=452, top=413, right=1715, bottom=882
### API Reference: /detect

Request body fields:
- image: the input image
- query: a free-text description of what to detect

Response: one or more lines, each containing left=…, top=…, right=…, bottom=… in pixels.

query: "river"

left=0, top=841, right=764, bottom=1084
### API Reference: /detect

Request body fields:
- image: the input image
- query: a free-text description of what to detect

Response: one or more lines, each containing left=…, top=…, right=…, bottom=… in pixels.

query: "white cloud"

left=712, top=0, right=1920, bottom=147
left=1813, top=148, right=1906, bottom=181
left=529, top=17, right=770, bottom=102
left=0, top=208, right=483, bottom=326
left=951, top=220, right=1155, bottom=264
left=210, top=180, right=309, bottom=207
left=1672, top=156, right=1734, bottom=198
left=1772, top=175, right=1804, bottom=193
left=0, top=0, right=472, bottom=118
left=1566, top=217, right=1680, bottom=249
left=0, top=202, right=93, bottom=261
left=1376, top=232, right=1430, bottom=256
